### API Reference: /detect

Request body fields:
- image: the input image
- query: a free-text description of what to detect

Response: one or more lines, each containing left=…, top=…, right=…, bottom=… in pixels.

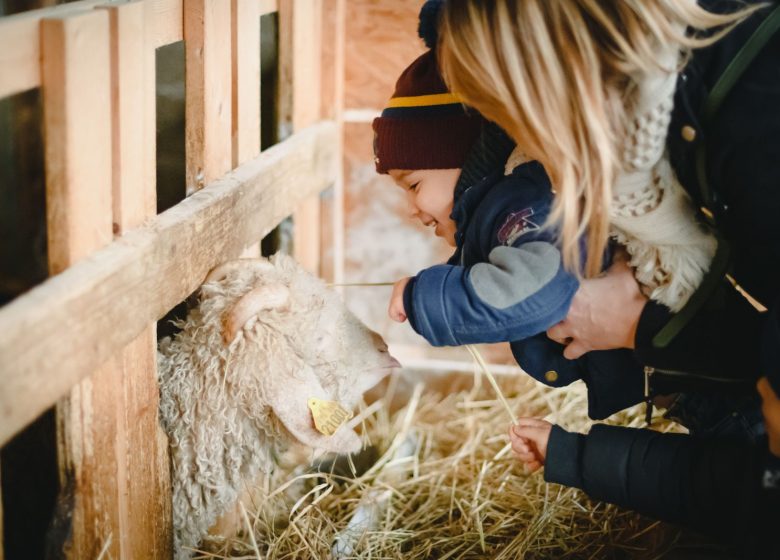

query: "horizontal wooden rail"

left=0, top=121, right=337, bottom=446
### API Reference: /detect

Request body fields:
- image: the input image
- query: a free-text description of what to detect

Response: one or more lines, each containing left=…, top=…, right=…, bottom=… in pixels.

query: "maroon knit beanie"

left=372, top=50, right=482, bottom=174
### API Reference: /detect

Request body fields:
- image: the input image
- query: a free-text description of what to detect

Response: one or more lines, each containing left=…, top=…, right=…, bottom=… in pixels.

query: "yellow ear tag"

left=307, top=398, right=353, bottom=436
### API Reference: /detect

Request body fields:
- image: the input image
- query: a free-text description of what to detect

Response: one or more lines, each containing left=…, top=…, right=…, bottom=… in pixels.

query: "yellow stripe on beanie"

left=385, top=92, right=463, bottom=108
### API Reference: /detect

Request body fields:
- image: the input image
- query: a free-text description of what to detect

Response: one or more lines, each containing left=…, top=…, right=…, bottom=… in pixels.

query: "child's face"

left=388, top=168, right=460, bottom=247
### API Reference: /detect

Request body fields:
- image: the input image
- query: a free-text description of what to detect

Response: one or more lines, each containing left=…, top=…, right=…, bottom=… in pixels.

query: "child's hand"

left=509, top=418, right=553, bottom=473
left=388, top=277, right=411, bottom=322
left=758, top=377, right=780, bottom=457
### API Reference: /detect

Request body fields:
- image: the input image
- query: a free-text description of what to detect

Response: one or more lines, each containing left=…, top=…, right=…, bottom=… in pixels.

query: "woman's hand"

left=547, top=254, right=647, bottom=359
left=509, top=418, right=552, bottom=473
left=388, top=277, right=411, bottom=322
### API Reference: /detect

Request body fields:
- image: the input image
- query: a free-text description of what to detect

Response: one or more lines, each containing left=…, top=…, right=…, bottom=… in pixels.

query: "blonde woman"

left=428, top=0, right=780, bottom=554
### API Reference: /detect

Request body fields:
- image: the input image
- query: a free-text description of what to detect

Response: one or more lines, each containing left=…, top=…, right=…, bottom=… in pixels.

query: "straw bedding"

left=193, top=369, right=685, bottom=559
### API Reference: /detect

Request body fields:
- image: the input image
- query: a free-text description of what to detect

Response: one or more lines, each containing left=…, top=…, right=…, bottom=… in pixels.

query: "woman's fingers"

left=546, top=322, right=576, bottom=349
left=546, top=321, right=570, bottom=344
left=563, top=339, right=587, bottom=359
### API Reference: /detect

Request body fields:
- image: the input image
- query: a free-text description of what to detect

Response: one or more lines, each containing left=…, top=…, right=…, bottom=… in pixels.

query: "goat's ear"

left=223, top=284, right=290, bottom=345
left=267, top=363, right=361, bottom=454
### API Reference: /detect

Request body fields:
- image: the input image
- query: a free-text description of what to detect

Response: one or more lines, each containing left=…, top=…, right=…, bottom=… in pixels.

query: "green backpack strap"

left=652, top=235, right=730, bottom=347
left=696, top=3, right=780, bottom=213
left=652, top=4, right=780, bottom=349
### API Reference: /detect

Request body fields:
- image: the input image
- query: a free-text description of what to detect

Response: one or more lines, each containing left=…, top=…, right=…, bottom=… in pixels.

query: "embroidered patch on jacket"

left=497, top=208, right=539, bottom=245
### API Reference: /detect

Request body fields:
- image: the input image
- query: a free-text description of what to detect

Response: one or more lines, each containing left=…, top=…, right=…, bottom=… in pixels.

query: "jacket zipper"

left=643, top=365, right=750, bottom=427
left=644, top=365, right=749, bottom=384
left=644, top=366, right=654, bottom=426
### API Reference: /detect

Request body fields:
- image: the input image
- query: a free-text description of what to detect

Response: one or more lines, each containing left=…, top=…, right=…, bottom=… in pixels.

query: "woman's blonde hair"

left=439, top=0, right=760, bottom=277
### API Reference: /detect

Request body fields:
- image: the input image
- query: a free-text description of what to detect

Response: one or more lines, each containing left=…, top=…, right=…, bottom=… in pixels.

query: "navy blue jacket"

left=404, top=161, right=645, bottom=419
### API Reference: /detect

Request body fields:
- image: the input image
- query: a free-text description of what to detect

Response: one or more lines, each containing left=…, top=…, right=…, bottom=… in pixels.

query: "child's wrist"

left=402, top=277, right=417, bottom=329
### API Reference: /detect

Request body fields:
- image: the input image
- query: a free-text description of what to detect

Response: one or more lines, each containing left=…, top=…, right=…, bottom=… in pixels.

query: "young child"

left=373, top=49, right=645, bottom=421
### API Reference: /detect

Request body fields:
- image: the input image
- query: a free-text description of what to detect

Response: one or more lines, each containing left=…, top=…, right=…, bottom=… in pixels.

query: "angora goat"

left=158, top=253, right=398, bottom=557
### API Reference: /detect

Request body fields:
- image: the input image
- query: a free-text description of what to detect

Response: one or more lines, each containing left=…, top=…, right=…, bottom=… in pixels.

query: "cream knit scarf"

left=610, top=44, right=716, bottom=312
left=504, top=46, right=716, bottom=312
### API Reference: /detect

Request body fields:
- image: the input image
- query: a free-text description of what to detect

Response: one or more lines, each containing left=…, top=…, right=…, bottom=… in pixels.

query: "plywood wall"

left=344, top=0, right=426, bottom=109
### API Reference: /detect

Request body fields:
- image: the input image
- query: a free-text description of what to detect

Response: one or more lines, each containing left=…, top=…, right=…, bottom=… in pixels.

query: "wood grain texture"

left=280, top=0, right=324, bottom=274
left=102, top=3, right=172, bottom=557
left=318, top=0, right=345, bottom=283
left=0, top=459, right=3, bottom=560
left=232, top=0, right=261, bottom=168
left=257, top=0, right=277, bottom=16
left=106, top=1, right=149, bottom=233
left=343, top=0, right=424, bottom=110
left=0, top=121, right=337, bottom=447
left=0, top=0, right=183, bottom=99
left=145, top=0, right=184, bottom=48
left=185, top=0, right=232, bottom=193
left=41, top=10, right=113, bottom=277
left=41, top=10, right=120, bottom=559
left=0, top=1, right=101, bottom=98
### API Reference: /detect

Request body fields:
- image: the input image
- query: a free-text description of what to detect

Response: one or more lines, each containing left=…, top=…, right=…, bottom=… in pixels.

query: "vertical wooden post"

left=101, top=2, right=172, bottom=558
left=142, top=3, right=159, bottom=220
left=41, top=10, right=118, bottom=559
left=280, top=0, right=324, bottom=273
left=185, top=0, right=233, bottom=194
left=233, top=0, right=261, bottom=258
left=319, top=0, right=345, bottom=283
left=332, top=0, right=346, bottom=284
left=0, top=459, right=4, bottom=560
left=231, top=0, right=260, bottom=169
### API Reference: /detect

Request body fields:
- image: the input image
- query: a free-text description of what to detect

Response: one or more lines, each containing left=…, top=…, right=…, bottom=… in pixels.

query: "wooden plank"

left=258, top=0, right=277, bottom=16
left=0, top=0, right=183, bottom=100
left=343, top=0, right=423, bottom=110
left=42, top=11, right=113, bottom=274
left=280, top=0, right=324, bottom=274
left=0, top=1, right=101, bottom=98
left=293, top=197, right=321, bottom=273
left=319, top=0, right=345, bottom=283
left=232, top=0, right=261, bottom=168
left=100, top=2, right=172, bottom=558
left=0, top=121, right=337, bottom=447
left=184, top=0, right=232, bottom=193
left=145, top=0, right=184, bottom=48
left=241, top=0, right=279, bottom=258
left=105, top=1, right=149, bottom=234
left=0, top=14, right=41, bottom=98
left=0, top=459, right=3, bottom=560
left=332, top=0, right=346, bottom=284
left=41, top=10, right=119, bottom=559
left=279, top=0, right=322, bottom=131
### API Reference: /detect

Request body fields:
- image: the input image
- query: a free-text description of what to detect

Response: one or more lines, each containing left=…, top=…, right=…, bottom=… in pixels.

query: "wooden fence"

left=0, top=0, right=344, bottom=557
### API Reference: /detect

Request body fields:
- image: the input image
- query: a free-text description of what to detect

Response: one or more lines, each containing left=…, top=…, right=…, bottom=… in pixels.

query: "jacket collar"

left=450, top=170, right=502, bottom=254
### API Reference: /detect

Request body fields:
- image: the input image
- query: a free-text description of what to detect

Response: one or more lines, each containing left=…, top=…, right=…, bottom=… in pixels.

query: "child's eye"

left=409, top=182, right=420, bottom=192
